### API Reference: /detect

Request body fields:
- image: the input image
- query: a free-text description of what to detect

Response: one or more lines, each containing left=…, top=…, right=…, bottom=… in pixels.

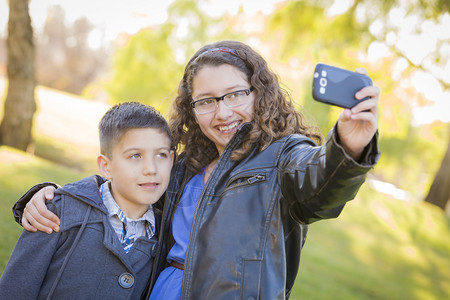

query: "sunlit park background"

left=0, top=0, right=449, bottom=299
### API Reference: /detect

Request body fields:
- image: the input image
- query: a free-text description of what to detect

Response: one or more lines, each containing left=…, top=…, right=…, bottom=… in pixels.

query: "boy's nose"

left=143, top=159, right=157, bottom=175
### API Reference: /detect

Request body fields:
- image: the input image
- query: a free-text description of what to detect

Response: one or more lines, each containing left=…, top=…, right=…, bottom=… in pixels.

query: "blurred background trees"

left=0, top=0, right=449, bottom=212
left=35, top=5, right=109, bottom=95
left=0, top=0, right=35, bottom=151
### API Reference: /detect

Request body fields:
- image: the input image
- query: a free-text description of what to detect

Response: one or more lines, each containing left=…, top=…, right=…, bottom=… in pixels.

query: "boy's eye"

left=157, top=152, right=168, bottom=158
left=130, top=153, right=141, bottom=159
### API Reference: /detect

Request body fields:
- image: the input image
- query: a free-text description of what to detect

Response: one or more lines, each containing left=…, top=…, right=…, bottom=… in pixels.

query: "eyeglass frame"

left=190, top=86, right=255, bottom=115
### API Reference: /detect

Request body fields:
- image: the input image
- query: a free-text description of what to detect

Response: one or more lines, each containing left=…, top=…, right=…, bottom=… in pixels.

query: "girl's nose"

left=215, top=100, right=233, bottom=119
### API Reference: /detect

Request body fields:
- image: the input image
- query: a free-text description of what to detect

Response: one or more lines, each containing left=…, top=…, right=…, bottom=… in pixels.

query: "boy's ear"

left=170, top=150, right=175, bottom=167
left=97, top=155, right=112, bottom=180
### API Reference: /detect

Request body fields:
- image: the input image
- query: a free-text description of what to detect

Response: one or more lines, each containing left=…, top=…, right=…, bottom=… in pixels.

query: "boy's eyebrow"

left=122, top=146, right=171, bottom=153
left=154, top=146, right=172, bottom=152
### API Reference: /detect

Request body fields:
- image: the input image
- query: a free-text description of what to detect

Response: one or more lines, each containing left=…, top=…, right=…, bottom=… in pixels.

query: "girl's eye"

left=130, top=153, right=141, bottom=159
left=229, top=91, right=244, bottom=98
left=198, top=98, right=215, bottom=106
left=157, top=152, right=168, bottom=159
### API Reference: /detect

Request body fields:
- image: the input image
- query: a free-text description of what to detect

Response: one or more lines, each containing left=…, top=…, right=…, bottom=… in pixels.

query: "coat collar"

left=57, top=175, right=107, bottom=211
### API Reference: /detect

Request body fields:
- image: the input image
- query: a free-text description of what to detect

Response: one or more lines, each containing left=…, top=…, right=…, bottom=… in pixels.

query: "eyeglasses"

left=190, top=87, right=254, bottom=114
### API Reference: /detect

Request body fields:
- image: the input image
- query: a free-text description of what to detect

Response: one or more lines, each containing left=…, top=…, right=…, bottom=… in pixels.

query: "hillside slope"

left=0, top=76, right=109, bottom=158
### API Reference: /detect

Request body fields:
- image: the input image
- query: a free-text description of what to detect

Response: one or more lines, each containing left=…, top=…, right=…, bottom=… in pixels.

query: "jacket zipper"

left=247, top=174, right=266, bottom=184
left=224, top=174, right=267, bottom=190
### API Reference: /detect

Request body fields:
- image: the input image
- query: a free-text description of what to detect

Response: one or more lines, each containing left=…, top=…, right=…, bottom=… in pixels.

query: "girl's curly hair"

left=170, top=40, right=323, bottom=174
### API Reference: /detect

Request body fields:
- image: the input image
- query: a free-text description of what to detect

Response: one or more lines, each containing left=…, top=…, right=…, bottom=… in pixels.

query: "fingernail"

left=46, top=229, right=53, bottom=234
left=54, top=226, right=60, bottom=232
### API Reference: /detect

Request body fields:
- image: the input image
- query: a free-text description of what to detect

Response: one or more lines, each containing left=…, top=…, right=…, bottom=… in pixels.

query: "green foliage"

left=105, top=26, right=181, bottom=115
left=377, top=122, right=449, bottom=194
left=297, top=75, right=333, bottom=136
left=264, top=0, right=450, bottom=203
left=166, top=0, right=227, bottom=53
left=268, top=0, right=371, bottom=64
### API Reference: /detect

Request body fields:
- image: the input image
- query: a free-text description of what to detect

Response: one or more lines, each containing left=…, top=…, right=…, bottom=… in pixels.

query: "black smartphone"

left=312, top=63, right=373, bottom=108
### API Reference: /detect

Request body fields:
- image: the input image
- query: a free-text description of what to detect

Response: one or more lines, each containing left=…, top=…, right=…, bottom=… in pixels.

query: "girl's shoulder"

left=271, top=133, right=317, bottom=151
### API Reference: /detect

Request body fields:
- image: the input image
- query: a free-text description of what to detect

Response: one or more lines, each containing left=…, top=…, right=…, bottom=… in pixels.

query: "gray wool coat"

left=0, top=175, right=158, bottom=300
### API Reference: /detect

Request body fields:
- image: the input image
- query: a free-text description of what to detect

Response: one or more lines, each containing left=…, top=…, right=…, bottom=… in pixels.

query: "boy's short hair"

left=99, top=102, right=172, bottom=158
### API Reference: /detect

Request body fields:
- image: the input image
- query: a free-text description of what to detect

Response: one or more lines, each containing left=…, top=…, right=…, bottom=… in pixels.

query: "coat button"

left=118, top=272, right=135, bottom=289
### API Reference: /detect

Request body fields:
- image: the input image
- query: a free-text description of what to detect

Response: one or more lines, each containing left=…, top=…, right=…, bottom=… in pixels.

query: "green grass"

left=33, top=134, right=97, bottom=174
left=0, top=146, right=449, bottom=299
left=0, top=146, right=87, bottom=272
left=291, top=186, right=450, bottom=300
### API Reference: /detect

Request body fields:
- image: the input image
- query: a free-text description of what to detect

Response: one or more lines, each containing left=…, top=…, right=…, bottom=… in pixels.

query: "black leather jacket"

left=149, top=123, right=380, bottom=299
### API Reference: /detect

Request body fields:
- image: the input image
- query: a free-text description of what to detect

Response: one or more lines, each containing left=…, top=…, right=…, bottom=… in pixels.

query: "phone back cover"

left=312, top=63, right=373, bottom=108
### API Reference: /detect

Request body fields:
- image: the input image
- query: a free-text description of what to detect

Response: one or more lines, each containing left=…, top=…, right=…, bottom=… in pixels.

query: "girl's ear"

left=97, top=155, right=112, bottom=180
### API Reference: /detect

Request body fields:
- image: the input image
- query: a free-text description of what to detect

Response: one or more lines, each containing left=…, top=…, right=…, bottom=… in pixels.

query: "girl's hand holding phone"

left=312, top=64, right=379, bottom=161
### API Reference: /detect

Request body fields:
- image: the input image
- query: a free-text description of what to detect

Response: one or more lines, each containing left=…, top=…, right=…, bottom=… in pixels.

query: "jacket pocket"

left=241, top=259, right=262, bottom=300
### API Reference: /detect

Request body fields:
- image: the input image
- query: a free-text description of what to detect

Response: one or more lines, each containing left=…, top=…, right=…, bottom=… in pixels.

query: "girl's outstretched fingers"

left=337, top=85, right=380, bottom=160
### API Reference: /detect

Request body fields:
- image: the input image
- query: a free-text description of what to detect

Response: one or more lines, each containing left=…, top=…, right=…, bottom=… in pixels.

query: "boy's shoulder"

left=57, top=174, right=106, bottom=199
left=52, top=175, right=108, bottom=230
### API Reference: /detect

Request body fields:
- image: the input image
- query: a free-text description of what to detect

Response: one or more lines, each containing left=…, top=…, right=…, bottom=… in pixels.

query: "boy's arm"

left=13, top=182, right=60, bottom=233
left=0, top=202, right=61, bottom=298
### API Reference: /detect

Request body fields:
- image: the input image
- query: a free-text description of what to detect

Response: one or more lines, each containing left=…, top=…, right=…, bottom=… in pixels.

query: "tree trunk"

left=0, top=0, right=36, bottom=151
left=424, top=124, right=450, bottom=211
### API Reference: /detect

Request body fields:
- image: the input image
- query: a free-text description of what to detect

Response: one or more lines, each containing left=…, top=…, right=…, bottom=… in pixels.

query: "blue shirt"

left=149, top=170, right=205, bottom=299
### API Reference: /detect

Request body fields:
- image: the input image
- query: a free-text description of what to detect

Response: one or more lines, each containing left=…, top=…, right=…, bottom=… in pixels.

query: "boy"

left=0, top=102, right=174, bottom=299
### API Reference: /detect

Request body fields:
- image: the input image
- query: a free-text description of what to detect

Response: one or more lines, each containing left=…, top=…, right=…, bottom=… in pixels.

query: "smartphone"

left=312, top=63, right=373, bottom=108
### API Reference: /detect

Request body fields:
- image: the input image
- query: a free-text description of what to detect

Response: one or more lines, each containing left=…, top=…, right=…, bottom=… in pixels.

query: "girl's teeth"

left=219, top=122, right=239, bottom=132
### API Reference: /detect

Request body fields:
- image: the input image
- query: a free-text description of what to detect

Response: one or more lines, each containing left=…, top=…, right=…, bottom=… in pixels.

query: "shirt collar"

left=100, top=181, right=155, bottom=229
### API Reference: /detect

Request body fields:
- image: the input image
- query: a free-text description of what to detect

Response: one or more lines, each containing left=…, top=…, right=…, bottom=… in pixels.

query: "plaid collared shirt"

left=100, top=181, right=156, bottom=253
